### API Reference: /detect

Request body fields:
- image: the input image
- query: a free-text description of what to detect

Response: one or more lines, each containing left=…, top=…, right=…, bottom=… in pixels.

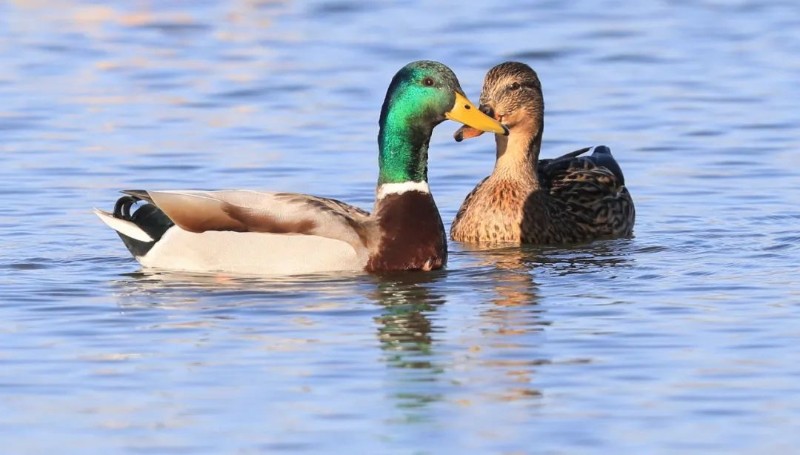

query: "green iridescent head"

left=377, top=60, right=507, bottom=185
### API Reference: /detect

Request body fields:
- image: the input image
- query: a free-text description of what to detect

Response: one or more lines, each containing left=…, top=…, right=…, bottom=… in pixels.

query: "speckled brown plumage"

left=450, top=62, right=635, bottom=245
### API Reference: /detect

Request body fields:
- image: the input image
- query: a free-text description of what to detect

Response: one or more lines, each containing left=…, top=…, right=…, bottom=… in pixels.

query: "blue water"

left=2, top=1, right=799, bottom=453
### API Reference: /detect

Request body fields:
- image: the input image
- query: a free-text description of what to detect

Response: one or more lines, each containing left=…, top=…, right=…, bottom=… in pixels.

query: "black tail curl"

left=113, top=195, right=141, bottom=220
left=111, top=192, right=174, bottom=257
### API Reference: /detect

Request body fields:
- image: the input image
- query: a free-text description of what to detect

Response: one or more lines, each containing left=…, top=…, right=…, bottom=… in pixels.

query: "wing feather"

left=126, top=190, right=375, bottom=250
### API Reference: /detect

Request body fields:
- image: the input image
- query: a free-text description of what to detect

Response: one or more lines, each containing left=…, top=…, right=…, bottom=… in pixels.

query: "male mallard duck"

left=95, top=61, right=507, bottom=275
left=450, top=61, right=635, bottom=244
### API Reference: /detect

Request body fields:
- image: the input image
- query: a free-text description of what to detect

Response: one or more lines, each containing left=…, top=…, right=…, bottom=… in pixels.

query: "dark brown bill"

left=453, top=125, right=486, bottom=142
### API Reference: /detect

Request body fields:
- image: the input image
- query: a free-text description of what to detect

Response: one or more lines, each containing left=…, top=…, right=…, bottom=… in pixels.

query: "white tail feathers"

left=93, top=209, right=154, bottom=242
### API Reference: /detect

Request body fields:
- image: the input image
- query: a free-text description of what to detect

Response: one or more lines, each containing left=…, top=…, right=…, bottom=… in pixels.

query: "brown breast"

left=366, top=191, right=447, bottom=272
left=450, top=177, right=532, bottom=243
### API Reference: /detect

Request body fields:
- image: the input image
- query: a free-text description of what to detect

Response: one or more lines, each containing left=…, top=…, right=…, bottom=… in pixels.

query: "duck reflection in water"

left=370, top=272, right=446, bottom=370
left=368, top=254, right=549, bottom=415
left=454, top=246, right=547, bottom=402
left=366, top=272, right=447, bottom=417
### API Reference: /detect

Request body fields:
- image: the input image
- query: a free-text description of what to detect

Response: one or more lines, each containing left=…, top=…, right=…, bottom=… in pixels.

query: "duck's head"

left=454, top=61, right=543, bottom=142
left=377, top=61, right=507, bottom=185
left=380, top=60, right=508, bottom=138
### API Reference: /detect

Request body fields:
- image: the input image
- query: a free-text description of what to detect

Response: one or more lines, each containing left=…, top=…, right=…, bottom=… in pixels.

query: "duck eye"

left=423, top=77, right=434, bottom=87
left=509, top=82, right=521, bottom=91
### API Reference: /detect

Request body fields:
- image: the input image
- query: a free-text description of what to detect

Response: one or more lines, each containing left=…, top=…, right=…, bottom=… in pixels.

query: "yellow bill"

left=445, top=92, right=508, bottom=136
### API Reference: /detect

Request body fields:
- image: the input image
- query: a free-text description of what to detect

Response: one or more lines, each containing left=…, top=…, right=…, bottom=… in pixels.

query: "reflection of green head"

left=377, top=61, right=463, bottom=185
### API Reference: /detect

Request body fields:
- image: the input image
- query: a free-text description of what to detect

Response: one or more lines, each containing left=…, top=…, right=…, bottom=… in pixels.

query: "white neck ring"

left=376, top=181, right=430, bottom=199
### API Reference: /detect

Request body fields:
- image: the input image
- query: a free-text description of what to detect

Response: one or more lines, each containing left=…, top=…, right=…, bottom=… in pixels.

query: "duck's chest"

left=452, top=179, right=532, bottom=243
left=366, top=191, right=446, bottom=272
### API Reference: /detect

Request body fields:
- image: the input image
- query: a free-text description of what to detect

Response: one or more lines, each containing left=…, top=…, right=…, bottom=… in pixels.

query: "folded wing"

left=124, top=190, right=375, bottom=250
left=538, top=145, right=626, bottom=190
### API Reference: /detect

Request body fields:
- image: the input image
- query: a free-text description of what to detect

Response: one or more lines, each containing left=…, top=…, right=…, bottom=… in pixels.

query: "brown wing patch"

left=221, top=203, right=317, bottom=234
left=277, top=193, right=371, bottom=218
left=274, top=193, right=373, bottom=245
left=163, top=203, right=246, bottom=233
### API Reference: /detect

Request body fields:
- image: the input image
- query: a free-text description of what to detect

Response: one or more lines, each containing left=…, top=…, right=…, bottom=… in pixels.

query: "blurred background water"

left=1, top=0, right=799, bottom=453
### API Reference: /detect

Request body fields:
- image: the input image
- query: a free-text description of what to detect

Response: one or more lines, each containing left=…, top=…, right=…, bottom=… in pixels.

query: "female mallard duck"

left=94, top=61, right=507, bottom=275
left=450, top=61, right=635, bottom=244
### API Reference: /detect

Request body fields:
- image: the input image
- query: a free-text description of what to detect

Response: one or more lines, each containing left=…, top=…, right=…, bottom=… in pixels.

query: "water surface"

left=2, top=1, right=799, bottom=453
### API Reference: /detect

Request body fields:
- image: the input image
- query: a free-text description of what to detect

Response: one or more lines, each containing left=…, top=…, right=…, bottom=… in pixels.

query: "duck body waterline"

left=450, top=62, right=635, bottom=245
left=95, top=61, right=507, bottom=275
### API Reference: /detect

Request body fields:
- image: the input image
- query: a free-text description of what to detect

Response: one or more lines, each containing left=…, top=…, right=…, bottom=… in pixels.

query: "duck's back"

left=530, top=145, right=635, bottom=243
